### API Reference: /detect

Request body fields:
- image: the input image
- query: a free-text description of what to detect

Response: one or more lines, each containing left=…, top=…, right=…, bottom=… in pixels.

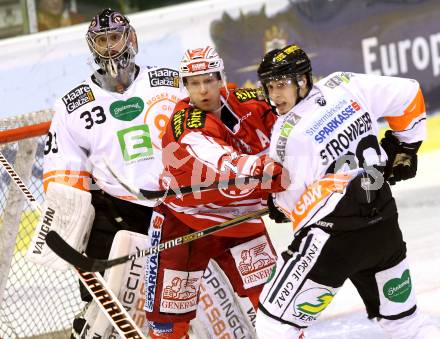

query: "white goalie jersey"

left=43, top=66, right=185, bottom=206
left=270, top=72, right=426, bottom=230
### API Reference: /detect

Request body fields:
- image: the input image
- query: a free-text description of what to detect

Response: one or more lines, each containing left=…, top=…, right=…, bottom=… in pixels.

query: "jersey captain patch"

left=171, top=109, right=186, bottom=141
left=62, top=84, right=95, bottom=113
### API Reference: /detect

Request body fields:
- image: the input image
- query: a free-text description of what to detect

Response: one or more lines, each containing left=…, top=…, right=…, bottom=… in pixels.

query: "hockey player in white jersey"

left=42, top=8, right=184, bottom=337
left=254, top=44, right=440, bottom=339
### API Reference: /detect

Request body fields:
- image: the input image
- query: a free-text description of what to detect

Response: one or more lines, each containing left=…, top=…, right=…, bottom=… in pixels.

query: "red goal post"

left=0, top=110, right=83, bottom=339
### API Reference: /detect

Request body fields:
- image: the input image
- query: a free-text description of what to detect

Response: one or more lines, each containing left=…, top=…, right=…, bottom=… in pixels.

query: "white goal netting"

left=0, top=110, right=83, bottom=339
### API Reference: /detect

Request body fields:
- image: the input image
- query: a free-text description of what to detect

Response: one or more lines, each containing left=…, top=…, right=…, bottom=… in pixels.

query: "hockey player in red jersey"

left=254, top=44, right=440, bottom=339
left=144, top=46, right=289, bottom=338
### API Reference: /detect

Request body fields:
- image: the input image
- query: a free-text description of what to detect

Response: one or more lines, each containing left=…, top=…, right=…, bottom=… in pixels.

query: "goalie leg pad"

left=26, top=182, right=94, bottom=271
left=195, top=259, right=257, bottom=338
left=89, top=229, right=150, bottom=338
left=76, top=302, right=100, bottom=339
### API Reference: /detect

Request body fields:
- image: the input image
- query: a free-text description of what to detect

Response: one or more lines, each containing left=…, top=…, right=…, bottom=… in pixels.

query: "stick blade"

left=45, top=231, right=131, bottom=272
left=45, top=231, right=96, bottom=271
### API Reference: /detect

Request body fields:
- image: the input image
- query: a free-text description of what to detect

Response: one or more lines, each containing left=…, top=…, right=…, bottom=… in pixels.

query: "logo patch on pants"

left=290, top=280, right=337, bottom=326
left=376, top=259, right=416, bottom=316
left=383, top=269, right=412, bottom=303
left=230, top=235, right=276, bottom=289
left=160, top=269, right=203, bottom=314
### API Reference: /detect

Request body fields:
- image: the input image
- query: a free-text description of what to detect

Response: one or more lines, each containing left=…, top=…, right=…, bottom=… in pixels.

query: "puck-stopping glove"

left=380, top=130, right=422, bottom=185
left=267, top=194, right=290, bottom=223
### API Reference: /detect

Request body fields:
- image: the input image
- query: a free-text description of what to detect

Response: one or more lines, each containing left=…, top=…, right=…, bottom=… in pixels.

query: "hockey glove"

left=380, top=130, right=422, bottom=185
left=257, top=156, right=290, bottom=193
left=219, top=154, right=289, bottom=192
left=268, top=194, right=290, bottom=223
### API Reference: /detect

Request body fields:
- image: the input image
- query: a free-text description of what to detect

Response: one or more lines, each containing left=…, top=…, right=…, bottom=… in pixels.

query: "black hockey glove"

left=268, top=194, right=290, bottom=223
left=380, top=130, right=422, bottom=185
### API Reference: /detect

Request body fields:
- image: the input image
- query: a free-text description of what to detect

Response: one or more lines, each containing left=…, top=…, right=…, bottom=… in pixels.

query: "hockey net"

left=0, top=110, right=82, bottom=339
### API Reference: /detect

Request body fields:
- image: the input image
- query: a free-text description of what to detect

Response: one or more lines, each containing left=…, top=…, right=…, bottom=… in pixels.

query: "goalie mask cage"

left=0, top=110, right=82, bottom=339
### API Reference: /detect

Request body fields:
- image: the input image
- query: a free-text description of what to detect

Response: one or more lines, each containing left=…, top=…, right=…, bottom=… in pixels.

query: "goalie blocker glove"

left=380, top=130, right=422, bottom=185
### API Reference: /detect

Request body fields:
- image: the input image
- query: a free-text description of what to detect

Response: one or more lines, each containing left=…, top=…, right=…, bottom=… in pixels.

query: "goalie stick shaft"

left=0, top=152, right=146, bottom=339
left=46, top=207, right=270, bottom=272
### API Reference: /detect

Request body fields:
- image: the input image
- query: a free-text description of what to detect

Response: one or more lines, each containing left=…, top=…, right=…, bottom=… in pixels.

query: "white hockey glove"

left=26, top=182, right=94, bottom=271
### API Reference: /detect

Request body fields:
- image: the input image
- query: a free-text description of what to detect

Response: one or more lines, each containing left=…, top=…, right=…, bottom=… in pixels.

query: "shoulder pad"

left=148, top=67, right=180, bottom=88
left=170, top=107, right=207, bottom=141
left=62, top=84, right=95, bottom=114
left=233, top=87, right=267, bottom=103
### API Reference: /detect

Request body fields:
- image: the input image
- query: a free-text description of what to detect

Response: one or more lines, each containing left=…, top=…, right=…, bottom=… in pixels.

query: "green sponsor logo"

left=383, top=269, right=412, bottom=303
left=280, top=122, right=294, bottom=138
left=297, top=293, right=334, bottom=315
left=117, top=125, right=153, bottom=161
left=110, top=97, right=144, bottom=121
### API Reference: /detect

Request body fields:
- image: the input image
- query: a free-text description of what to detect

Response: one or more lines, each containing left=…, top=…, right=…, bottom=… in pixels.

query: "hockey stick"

left=105, top=157, right=263, bottom=200
left=46, top=207, right=269, bottom=272
left=0, top=152, right=146, bottom=339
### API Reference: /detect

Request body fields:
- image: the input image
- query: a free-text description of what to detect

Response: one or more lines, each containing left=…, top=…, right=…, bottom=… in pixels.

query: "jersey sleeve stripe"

left=385, top=88, right=425, bottom=131
left=43, top=170, right=91, bottom=191
left=43, top=170, right=91, bottom=179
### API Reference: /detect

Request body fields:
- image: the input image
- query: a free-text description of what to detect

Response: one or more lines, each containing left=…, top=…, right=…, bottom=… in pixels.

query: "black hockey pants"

left=79, top=190, right=153, bottom=301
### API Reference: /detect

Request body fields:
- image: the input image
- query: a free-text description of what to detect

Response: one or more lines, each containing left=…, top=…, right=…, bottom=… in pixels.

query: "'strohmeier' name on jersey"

left=62, top=84, right=95, bottom=113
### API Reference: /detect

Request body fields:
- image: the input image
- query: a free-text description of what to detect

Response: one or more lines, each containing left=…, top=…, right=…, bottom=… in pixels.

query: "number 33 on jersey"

left=43, top=66, right=186, bottom=206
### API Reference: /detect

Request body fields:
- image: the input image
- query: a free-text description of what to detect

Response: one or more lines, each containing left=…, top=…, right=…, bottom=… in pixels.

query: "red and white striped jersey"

left=161, top=86, right=277, bottom=237
left=270, top=72, right=426, bottom=230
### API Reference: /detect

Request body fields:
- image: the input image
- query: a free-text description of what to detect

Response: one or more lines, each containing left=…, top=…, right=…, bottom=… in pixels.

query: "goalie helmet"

left=258, top=44, right=313, bottom=103
left=179, top=46, right=225, bottom=84
left=86, top=8, right=138, bottom=81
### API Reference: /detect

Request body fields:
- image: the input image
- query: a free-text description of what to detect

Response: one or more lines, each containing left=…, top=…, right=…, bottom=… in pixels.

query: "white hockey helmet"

left=179, top=46, right=225, bottom=80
